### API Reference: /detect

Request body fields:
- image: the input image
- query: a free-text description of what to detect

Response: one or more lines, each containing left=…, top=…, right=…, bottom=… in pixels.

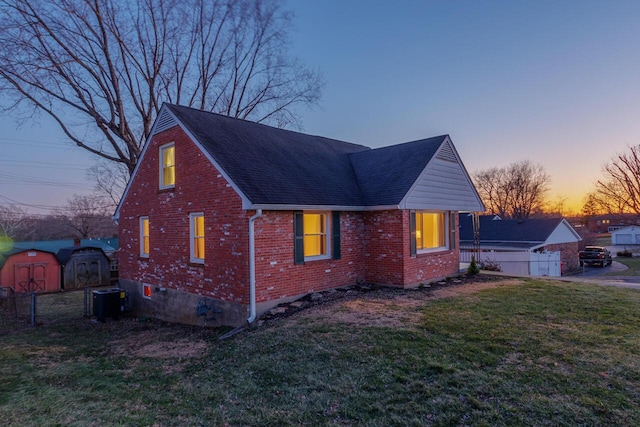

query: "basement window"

left=142, top=283, right=152, bottom=299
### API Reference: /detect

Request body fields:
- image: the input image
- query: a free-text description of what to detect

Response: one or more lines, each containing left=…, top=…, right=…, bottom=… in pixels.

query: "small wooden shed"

left=0, top=248, right=61, bottom=293
left=56, top=246, right=111, bottom=290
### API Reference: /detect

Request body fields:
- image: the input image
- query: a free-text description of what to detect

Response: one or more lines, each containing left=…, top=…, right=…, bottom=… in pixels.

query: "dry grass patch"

left=293, top=278, right=524, bottom=329
left=109, top=330, right=208, bottom=359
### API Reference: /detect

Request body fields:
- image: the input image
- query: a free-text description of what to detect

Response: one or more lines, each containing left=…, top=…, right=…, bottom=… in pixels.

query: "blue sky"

left=2, top=0, right=640, bottom=213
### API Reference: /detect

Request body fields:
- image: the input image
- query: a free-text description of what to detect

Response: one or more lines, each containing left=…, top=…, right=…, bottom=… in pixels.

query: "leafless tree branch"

left=473, top=161, right=550, bottom=219
left=0, top=0, right=323, bottom=176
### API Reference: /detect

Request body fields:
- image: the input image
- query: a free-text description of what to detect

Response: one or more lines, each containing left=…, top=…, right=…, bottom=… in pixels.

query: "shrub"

left=467, top=256, right=480, bottom=275
left=617, top=250, right=633, bottom=257
left=480, top=258, right=502, bottom=272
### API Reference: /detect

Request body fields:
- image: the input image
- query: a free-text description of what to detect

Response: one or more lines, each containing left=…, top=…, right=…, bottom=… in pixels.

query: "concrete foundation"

left=118, top=279, right=248, bottom=327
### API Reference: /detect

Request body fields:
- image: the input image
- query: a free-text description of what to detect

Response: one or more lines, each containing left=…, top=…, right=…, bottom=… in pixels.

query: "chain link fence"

left=0, top=285, right=119, bottom=334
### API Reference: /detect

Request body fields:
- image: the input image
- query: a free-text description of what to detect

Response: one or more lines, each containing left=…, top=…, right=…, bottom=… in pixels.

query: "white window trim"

left=416, top=211, right=449, bottom=254
left=304, top=211, right=331, bottom=261
left=190, top=212, right=205, bottom=264
left=140, top=216, right=149, bottom=258
left=159, top=142, right=175, bottom=189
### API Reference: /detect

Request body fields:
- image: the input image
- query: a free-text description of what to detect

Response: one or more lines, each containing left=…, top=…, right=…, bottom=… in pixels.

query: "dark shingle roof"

left=56, top=246, right=109, bottom=265
left=167, top=105, right=446, bottom=207
left=459, top=215, right=565, bottom=243
left=350, top=136, right=446, bottom=206
left=169, top=105, right=370, bottom=206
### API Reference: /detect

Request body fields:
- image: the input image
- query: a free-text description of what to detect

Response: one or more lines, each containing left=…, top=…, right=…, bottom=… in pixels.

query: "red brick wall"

left=254, top=211, right=366, bottom=303
left=118, top=125, right=464, bottom=317
left=118, top=125, right=251, bottom=304
left=404, top=212, right=460, bottom=285
left=364, top=210, right=460, bottom=286
left=545, top=242, right=580, bottom=273
left=364, top=210, right=406, bottom=285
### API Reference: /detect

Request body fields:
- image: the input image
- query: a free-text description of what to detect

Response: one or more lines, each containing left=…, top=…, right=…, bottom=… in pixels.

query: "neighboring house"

left=459, top=215, right=582, bottom=276
left=611, top=226, right=640, bottom=246
left=586, top=214, right=640, bottom=234
left=114, top=104, right=485, bottom=327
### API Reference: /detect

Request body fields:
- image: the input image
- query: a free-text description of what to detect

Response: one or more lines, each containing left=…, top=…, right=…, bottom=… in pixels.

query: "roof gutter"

left=247, top=209, right=263, bottom=324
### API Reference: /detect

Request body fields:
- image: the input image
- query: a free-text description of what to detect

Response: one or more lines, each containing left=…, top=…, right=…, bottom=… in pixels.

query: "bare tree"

left=18, top=214, right=72, bottom=241
left=0, top=204, right=27, bottom=239
left=55, top=194, right=117, bottom=238
left=0, top=0, right=323, bottom=175
left=87, top=161, right=130, bottom=210
left=473, top=161, right=550, bottom=219
left=593, top=145, right=640, bottom=215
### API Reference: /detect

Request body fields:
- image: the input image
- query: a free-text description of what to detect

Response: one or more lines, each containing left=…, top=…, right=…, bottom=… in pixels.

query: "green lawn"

left=607, top=256, right=640, bottom=276
left=1, top=279, right=640, bottom=426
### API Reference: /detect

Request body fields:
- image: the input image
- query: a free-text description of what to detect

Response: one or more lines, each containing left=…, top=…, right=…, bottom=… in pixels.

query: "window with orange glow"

left=190, top=213, right=205, bottom=263
left=303, top=213, right=327, bottom=257
left=160, top=143, right=175, bottom=188
left=415, top=212, right=446, bottom=250
left=140, top=217, right=149, bottom=257
left=143, top=284, right=152, bottom=299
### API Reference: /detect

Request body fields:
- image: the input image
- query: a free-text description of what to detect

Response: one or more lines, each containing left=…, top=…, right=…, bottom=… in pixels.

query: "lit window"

left=304, top=213, right=328, bottom=257
left=190, top=213, right=205, bottom=263
left=143, top=283, right=152, bottom=299
left=140, top=217, right=149, bottom=257
left=415, top=212, right=446, bottom=251
left=160, top=143, right=175, bottom=188
left=294, top=211, right=339, bottom=264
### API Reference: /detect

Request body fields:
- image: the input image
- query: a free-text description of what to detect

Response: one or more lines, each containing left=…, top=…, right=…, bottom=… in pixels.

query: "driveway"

left=562, top=258, right=640, bottom=289
left=570, top=260, right=627, bottom=277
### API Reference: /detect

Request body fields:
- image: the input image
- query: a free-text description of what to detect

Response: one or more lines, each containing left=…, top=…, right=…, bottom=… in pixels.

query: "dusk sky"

left=2, top=0, right=640, bottom=214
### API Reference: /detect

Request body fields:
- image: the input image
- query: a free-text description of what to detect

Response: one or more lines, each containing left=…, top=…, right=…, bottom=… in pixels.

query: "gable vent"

left=436, top=141, right=457, bottom=163
left=153, top=109, right=178, bottom=135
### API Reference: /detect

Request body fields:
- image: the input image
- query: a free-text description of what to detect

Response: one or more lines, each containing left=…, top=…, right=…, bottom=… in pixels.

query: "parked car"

left=578, top=246, right=612, bottom=267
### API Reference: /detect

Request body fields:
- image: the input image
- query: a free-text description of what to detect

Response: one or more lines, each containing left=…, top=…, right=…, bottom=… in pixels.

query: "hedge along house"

left=114, top=104, right=484, bottom=327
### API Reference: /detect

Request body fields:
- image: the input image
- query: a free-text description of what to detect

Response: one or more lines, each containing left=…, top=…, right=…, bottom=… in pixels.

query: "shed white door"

left=530, top=252, right=561, bottom=277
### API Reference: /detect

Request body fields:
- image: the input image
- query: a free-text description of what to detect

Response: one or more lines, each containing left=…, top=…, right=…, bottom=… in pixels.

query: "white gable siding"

left=544, top=220, right=582, bottom=245
left=402, top=141, right=484, bottom=212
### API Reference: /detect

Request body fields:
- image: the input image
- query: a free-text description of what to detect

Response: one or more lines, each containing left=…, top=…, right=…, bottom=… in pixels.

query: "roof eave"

left=246, top=203, right=401, bottom=211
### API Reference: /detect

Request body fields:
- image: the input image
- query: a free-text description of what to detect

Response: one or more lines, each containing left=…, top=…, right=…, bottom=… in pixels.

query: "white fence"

left=461, top=248, right=561, bottom=277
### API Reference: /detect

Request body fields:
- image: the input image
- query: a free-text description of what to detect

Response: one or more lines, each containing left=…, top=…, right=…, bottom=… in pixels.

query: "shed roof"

left=459, top=215, right=579, bottom=245
left=12, top=239, right=117, bottom=255
left=56, top=246, right=109, bottom=265
left=0, top=247, right=57, bottom=269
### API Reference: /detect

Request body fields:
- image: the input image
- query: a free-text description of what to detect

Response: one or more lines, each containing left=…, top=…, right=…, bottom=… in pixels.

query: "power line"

left=0, top=172, right=92, bottom=190
left=0, top=193, right=117, bottom=212
left=0, top=158, right=88, bottom=171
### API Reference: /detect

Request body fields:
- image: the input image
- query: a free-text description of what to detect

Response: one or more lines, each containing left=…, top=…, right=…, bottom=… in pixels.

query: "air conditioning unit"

left=93, top=288, right=126, bottom=322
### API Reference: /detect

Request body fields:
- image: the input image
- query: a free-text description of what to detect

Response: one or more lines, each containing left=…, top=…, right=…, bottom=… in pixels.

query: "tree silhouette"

left=0, top=0, right=323, bottom=174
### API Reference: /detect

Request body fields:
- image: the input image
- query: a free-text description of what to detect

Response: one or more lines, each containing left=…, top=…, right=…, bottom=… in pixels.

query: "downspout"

left=247, top=209, right=263, bottom=324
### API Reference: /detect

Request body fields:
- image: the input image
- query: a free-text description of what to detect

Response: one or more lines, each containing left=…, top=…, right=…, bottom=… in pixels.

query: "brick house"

left=585, top=214, right=640, bottom=234
left=114, top=104, right=484, bottom=326
left=459, top=215, right=582, bottom=276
